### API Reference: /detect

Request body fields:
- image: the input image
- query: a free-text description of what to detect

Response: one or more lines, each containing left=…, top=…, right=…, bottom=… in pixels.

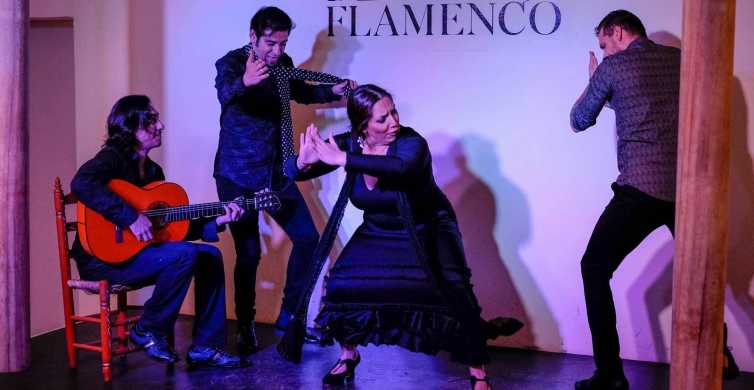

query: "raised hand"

left=332, top=79, right=358, bottom=96
left=589, top=51, right=599, bottom=79
left=243, top=57, right=269, bottom=87
left=297, top=124, right=320, bottom=169
left=129, top=214, right=153, bottom=242
left=313, top=130, right=347, bottom=167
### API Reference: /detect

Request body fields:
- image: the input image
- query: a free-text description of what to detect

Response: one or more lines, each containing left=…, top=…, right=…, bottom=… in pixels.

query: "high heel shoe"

left=469, top=376, right=493, bottom=389
left=487, top=317, right=524, bottom=339
left=322, top=353, right=361, bottom=386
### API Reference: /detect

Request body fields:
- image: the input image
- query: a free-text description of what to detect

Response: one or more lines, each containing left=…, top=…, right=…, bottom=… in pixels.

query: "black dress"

left=287, top=127, right=491, bottom=366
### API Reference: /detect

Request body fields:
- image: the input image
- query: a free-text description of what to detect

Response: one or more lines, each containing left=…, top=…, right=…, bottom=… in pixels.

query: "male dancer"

left=213, top=6, right=356, bottom=355
left=570, top=10, right=680, bottom=390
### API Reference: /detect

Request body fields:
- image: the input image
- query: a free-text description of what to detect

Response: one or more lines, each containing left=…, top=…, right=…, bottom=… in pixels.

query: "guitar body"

left=77, top=180, right=191, bottom=264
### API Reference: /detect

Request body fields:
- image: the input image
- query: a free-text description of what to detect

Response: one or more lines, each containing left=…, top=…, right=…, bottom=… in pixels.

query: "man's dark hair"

left=105, top=95, right=158, bottom=152
left=250, top=6, right=294, bottom=37
left=595, top=10, right=647, bottom=38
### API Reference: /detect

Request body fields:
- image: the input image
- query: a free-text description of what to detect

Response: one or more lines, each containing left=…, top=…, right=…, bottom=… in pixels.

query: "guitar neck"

left=142, top=199, right=258, bottom=222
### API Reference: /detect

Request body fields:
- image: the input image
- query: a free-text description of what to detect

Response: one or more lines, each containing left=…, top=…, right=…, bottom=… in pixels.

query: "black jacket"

left=213, top=48, right=340, bottom=190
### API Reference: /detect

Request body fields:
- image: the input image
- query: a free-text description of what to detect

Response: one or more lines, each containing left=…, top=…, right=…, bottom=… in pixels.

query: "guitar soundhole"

left=148, top=201, right=171, bottom=228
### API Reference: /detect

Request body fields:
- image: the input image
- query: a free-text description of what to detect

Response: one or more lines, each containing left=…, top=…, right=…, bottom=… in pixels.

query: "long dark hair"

left=347, top=84, right=393, bottom=139
left=104, top=95, right=157, bottom=152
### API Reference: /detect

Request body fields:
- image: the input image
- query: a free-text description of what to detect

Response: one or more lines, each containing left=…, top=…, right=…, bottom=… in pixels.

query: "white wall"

left=28, top=20, right=76, bottom=336
left=30, top=0, right=754, bottom=372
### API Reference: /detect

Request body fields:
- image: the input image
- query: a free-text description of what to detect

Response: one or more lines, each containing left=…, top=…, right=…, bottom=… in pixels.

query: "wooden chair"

left=54, top=177, right=141, bottom=382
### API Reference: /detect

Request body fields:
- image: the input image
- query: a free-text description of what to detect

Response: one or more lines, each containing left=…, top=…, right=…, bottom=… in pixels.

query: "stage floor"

left=2, top=316, right=751, bottom=389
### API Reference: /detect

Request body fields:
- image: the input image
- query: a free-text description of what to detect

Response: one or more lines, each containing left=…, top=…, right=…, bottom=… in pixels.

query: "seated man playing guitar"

left=70, top=95, right=246, bottom=368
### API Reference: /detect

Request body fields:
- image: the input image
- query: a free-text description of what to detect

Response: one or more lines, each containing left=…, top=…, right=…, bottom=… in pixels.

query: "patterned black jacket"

left=213, top=47, right=340, bottom=190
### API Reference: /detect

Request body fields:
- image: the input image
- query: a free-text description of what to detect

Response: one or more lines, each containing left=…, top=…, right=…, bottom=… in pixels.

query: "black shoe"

left=186, top=346, right=251, bottom=368
left=469, top=376, right=493, bottom=389
left=487, top=317, right=524, bottom=338
left=723, top=323, right=740, bottom=380
left=129, top=324, right=178, bottom=364
left=322, top=353, right=361, bottom=386
left=275, top=310, right=321, bottom=343
left=723, top=346, right=740, bottom=380
left=575, top=373, right=629, bottom=390
left=237, top=322, right=260, bottom=355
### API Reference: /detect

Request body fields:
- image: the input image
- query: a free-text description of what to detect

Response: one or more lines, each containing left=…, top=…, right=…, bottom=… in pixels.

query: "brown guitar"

left=77, top=179, right=280, bottom=263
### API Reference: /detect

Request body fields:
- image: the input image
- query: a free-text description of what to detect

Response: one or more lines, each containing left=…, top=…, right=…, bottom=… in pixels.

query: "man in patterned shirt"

left=570, top=10, right=680, bottom=390
left=213, top=6, right=356, bottom=355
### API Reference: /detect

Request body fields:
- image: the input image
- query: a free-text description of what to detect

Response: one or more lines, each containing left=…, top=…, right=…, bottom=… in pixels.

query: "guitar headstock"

left=251, top=188, right=281, bottom=212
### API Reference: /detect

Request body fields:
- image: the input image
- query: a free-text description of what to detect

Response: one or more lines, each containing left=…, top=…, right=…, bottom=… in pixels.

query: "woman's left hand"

left=313, top=130, right=347, bottom=167
left=216, top=198, right=245, bottom=226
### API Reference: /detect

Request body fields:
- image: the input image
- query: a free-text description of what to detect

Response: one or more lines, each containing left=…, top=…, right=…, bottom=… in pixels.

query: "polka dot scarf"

left=244, top=44, right=352, bottom=176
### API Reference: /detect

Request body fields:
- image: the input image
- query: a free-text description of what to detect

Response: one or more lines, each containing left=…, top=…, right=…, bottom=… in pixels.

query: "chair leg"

left=115, top=291, right=128, bottom=354
left=62, top=287, right=77, bottom=369
left=99, top=281, right=112, bottom=382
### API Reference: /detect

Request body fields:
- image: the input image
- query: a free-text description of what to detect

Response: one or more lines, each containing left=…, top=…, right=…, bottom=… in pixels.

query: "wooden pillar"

left=0, top=0, right=30, bottom=373
left=671, top=1, right=736, bottom=389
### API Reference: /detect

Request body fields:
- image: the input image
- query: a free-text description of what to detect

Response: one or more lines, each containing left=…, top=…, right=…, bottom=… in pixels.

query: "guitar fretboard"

left=143, top=199, right=259, bottom=222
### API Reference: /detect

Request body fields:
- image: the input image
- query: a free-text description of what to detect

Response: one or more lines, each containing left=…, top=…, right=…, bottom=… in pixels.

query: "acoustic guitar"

left=77, top=179, right=280, bottom=263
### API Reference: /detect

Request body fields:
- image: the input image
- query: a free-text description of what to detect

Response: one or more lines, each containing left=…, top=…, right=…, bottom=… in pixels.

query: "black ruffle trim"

left=315, top=307, right=466, bottom=356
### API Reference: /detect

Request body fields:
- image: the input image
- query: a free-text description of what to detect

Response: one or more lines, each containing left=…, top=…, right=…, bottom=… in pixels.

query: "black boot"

left=487, top=317, right=524, bottom=339
left=575, top=372, right=628, bottom=390
left=723, top=323, right=740, bottom=380
left=237, top=321, right=260, bottom=355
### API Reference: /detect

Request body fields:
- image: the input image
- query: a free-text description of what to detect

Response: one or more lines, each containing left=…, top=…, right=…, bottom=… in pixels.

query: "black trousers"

left=581, top=183, right=675, bottom=375
left=216, top=177, right=319, bottom=327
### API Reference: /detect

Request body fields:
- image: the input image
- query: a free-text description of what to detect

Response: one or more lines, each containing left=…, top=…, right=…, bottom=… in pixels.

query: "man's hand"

left=332, top=79, right=357, bottom=96
left=589, top=51, right=599, bottom=79
left=216, top=199, right=245, bottom=226
left=297, top=124, right=320, bottom=170
left=243, top=57, right=269, bottom=87
left=129, top=214, right=153, bottom=242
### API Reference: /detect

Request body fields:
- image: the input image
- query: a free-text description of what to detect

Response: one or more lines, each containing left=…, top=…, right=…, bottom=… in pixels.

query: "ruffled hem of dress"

left=314, top=307, right=464, bottom=356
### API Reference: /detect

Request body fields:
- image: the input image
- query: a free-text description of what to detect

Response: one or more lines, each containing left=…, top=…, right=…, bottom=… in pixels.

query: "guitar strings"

left=142, top=198, right=274, bottom=217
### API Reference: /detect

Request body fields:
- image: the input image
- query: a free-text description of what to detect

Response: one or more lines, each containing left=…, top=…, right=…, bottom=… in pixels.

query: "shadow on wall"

left=428, top=132, right=562, bottom=351
left=726, top=76, right=754, bottom=361
left=627, top=241, right=673, bottom=363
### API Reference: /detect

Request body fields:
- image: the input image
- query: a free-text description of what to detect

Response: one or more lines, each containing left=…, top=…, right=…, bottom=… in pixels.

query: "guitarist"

left=70, top=95, right=247, bottom=368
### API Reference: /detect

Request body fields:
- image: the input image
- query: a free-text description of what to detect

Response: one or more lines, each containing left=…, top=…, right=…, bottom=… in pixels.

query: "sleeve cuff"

left=201, top=220, right=221, bottom=242
left=116, top=206, right=139, bottom=229
left=283, top=156, right=300, bottom=179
